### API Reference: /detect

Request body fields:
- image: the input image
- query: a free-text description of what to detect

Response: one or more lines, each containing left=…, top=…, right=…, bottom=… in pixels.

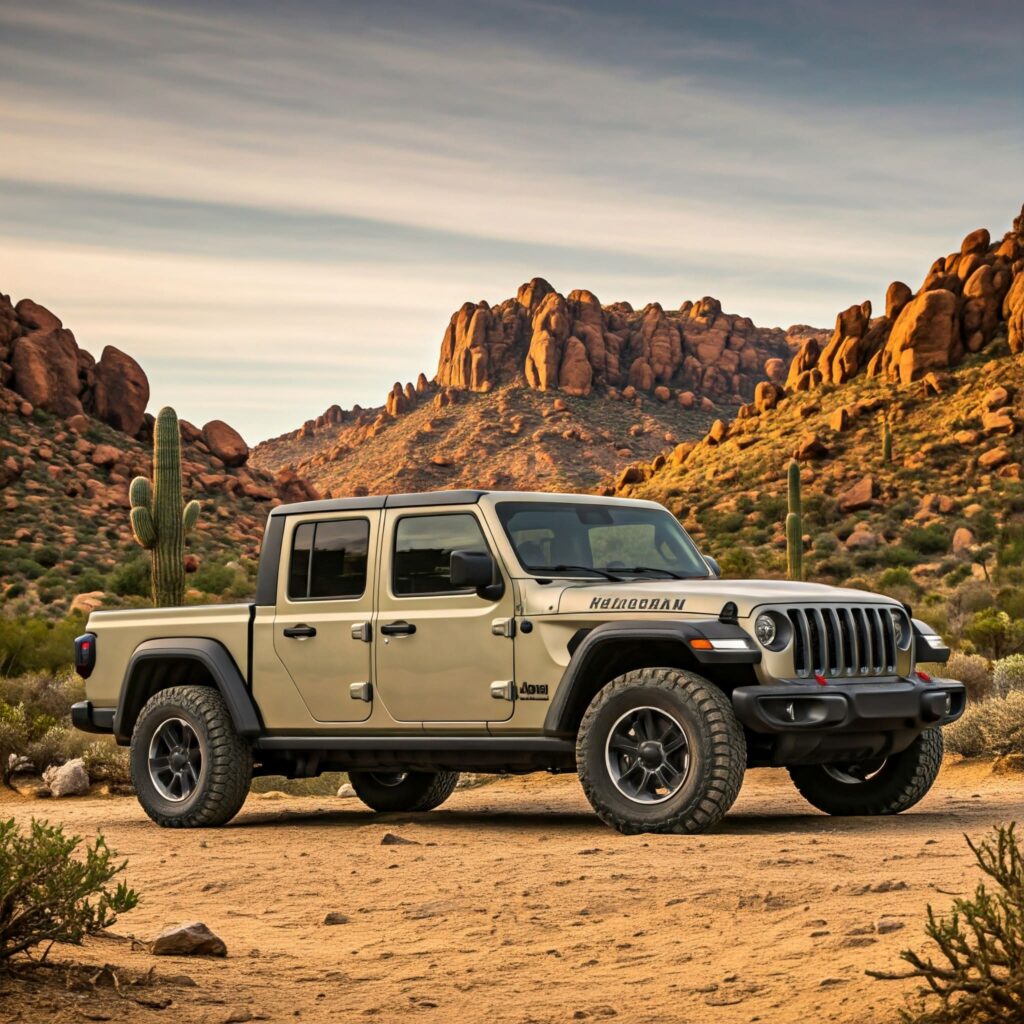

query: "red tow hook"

left=814, top=672, right=828, bottom=687
left=917, top=670, right=932, bottom=683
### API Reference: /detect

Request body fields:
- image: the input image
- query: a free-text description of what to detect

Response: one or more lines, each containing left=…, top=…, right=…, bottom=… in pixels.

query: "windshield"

left=495, top=501, right=711, bottom=579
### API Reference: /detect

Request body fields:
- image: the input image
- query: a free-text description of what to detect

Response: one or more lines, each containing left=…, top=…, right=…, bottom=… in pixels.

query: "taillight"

left=74, top=633, right=96, bottom=679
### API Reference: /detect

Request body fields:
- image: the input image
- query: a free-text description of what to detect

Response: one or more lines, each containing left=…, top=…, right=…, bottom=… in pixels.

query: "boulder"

left=983, top=386, right=1010, bottom=410
left=90, top=444, right=123, bottom=467
left=960, top=227, right=990, bottom=256
left=15, top=298, right=62, bottom=333
left=1004, top=272, right=1024, bottom=355
left=795, top=433, right=829, bottom=460
left=875, top=289, right=960, bottom=383
left=979, top=446, right=1009, bottom=468
left=982, top=410, right=1015, bottom=435
left=202, top=420, right=248, bottom=467
left=558, top=336, right=593, bottom=396
left=42, top=759, right=90, bottom=797
left=11, top=328, right=83, bottom=417
left=885, top=281, right=913, bottom=321
left=952, top=527, right=976, bottom=555
left=93, top=346, right=150, bottom=435
left=836, top=475, right=876, bottom=512
left=754, top=381, right=783, bottom=413
left=149, top=922, right=227, bottom=957
left=275, top=469, right=319, bottom=503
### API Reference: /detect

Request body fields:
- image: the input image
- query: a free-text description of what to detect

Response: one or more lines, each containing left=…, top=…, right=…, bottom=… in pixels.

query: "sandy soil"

left=1, top=760, right=1019, bottom=1024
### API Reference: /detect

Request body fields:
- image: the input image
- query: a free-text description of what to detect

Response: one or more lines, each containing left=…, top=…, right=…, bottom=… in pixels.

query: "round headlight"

left=890, top=608, right=907, bottom=649
left=755, top=613, right=777, bottom=647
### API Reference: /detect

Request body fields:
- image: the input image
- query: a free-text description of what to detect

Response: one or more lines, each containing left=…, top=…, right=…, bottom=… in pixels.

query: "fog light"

left=754, top=614, right=776, bottom=647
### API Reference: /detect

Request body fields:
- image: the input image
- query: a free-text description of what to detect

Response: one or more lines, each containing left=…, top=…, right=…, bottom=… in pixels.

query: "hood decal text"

left=589, top=596, right=685, bottom=611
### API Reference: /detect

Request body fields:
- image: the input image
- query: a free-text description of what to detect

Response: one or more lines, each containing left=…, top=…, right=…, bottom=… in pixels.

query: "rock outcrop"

left=791, top=206, right=1024, bottom=392
left=435, top=279, right=813, bottom=404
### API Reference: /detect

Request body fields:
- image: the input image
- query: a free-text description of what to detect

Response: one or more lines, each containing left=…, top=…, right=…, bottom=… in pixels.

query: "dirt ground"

left=1, top=760, right=1020, bottom=1024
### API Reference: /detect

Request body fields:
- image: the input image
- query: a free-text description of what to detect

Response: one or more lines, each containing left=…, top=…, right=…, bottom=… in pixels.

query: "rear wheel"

left=788, top=727, right=944, bottom=816
left=576, top=668, right=746, bottom=835
left=130, top=685, right=252, bottom=828
left=347, top=769, right=459, bottom=812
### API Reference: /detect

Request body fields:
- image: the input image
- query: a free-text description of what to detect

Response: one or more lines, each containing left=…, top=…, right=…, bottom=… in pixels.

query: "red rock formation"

left=437, top=280, right=797, bottom=404
left=93, top=346, right=149, bottom=436
left=202, top=420, right=249, bottom=467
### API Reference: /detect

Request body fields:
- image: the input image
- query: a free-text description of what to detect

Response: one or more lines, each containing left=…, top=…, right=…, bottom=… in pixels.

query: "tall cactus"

left=882, top=417, right=893, bottom=463
left=129, top=406, right=201, bottom=606
left=786, top=458, right=803, bottom=581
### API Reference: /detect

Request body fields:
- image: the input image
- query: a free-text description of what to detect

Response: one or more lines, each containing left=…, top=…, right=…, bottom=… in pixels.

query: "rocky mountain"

left=608, top=205, right=1024, bottom=618
left=252, top=283, right=822, bottom=496
left=0, top=292, right=319, bottom=614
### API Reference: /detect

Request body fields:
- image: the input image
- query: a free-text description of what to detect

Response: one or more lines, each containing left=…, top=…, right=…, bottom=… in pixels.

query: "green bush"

left=193, top=562, right=236, bottom=595
left=944, top=652, right=995, bottom=703
left=880, top=567, right=916, bottom=590
left=945, top=691, right=1024, bottom=758
left=994, top=654, right=1024, bottom=697
left=964, top=609, right=1024, bottom=661
left=0, top=617, right=85, bottom=676
left=870, top=824, right=1024, bottom=1023
left=904, top=524, right=950, bottom=555
left=0, top=818, right=138, bottom=962
left=32, top=545, right=62, bottom=569
left=106, top=556, right=150, bottom=599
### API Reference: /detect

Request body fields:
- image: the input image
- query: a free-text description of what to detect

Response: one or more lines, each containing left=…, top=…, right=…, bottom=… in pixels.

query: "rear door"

left=272, top=511, right=379, bottom=723
left=374, top=506, right=514, bottom=724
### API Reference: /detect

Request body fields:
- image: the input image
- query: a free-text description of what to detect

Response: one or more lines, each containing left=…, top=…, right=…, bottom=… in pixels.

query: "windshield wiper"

left=532, top=564, right=625, bottom=582
left=622, top=566, right=686, bottom=580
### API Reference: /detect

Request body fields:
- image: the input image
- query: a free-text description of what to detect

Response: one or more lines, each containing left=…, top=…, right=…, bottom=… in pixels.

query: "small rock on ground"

left=336, top=783, right=356, bottom=798
left=380, top=832, right=420, bottom=846
left=149, top=922, right=227, bottom=957
left=323, top=912, right=349, bottom=925
left=42, top=759, right=90, bottom=797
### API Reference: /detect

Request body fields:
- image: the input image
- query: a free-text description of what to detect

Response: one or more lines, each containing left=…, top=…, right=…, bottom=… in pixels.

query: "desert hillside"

left=0, top=294, right=318, bottom=615
left=608, top=205, right=1024, bottom=634
left=252, top=282, right=824, bottom=495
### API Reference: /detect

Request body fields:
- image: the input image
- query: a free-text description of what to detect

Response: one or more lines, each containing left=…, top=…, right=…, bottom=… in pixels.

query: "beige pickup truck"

left=72, top=490, right=964, bottom=834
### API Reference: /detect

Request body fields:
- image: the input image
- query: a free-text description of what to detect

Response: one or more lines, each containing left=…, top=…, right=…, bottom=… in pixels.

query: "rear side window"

left=288, top=519, right=369, bottom=600
left=393, top=514, right=488, bottom=596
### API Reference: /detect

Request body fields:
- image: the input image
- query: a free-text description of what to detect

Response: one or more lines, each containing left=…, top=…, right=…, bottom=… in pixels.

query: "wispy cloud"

left=0, top=0, right=1021, bottom=439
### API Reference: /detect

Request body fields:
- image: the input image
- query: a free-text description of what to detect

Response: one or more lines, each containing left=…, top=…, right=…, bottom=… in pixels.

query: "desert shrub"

left=880, top=567, right=916, bottom=590
left=80, top=742, right=131, bottom=788
left=944, top=652, right=995, bottom=703
left=994, top=654, right=1024, bottom=697
left=717, top=546, right=755, bottom=578
left=870, top=823, right=1023, bottom=1023
left=945, top=691, right=1024, bottom=758
left=905, top=524, right=950, bottom=555
left=0, top=617, right=84, bottom=676
left=964, top=609, right=1024, bottom=661
left=106, top=556, right=151, bottom=599
left=996, top=587, right=1024, bottom=621
left=32, top=545, right=61, bottom=569
left=0, top=818, right=138, bottom=963
left=12, top=559, right=44, bottom=581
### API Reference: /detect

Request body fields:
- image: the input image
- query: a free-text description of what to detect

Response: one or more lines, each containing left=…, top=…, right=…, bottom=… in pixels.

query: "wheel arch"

left=543, top=620, right=760, bottom=738
left=113, top=638, right=263, bottom=744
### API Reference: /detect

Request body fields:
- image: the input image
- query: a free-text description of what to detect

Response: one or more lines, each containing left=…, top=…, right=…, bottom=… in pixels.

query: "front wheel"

left=788, top=727, right=944, bottom=816
left=347, top=769, right=459, bottom=812
left=576, top=667, right=747, bottom=835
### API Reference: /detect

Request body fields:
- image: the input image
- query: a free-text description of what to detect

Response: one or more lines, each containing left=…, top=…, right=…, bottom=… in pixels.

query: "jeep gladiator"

left=72, top=490, right=965, bottom=834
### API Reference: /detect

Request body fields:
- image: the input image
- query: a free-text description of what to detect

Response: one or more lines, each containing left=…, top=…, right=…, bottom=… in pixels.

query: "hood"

left=551, top=578, right=899, bottom=619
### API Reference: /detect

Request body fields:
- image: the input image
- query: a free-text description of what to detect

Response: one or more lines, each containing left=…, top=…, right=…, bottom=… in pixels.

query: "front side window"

left=496, top=502, right=710, bottom=579
left=393, top=514, right=489, bottom=596
left=287, top=518, right=369, bottom=600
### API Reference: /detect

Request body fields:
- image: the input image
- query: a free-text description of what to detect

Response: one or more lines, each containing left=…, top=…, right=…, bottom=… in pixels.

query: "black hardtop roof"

left=269, top=489, right=488, bottom=517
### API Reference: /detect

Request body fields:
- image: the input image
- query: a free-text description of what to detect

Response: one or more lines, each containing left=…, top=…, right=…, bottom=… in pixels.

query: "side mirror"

left=450, top=550, right=503, bottom=599
left=704, top=556, right=722, bottom=578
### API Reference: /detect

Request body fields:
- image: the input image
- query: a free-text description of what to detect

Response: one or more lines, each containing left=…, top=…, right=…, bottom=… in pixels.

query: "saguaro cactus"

left=786, top=458, right=803, bottom=582
left=882, top=418, right=893, bottom=463
left=129, top=406, right=201, bottom=606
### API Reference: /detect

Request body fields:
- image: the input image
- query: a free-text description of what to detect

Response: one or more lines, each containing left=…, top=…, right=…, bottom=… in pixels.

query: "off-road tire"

left=130, top=685, right=252, bottom=828
left=788, top=727, right=944, bottom=816
left=348, top=769, right=460, bottom=812
left=576, top=668, right=746, bottom=835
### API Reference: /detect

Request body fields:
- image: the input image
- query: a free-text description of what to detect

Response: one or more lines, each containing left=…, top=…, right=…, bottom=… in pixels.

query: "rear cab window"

left=287, top=518, right=370, bottom=600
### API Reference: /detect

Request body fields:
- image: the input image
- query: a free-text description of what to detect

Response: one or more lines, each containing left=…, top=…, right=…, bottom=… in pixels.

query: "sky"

left=1, top=1, right=1022, bottom=443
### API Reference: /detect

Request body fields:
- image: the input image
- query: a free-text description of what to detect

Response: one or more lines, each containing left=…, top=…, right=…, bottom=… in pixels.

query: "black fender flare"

left=112, top=638, right=263, bottom=743
left=542, top=619, right=759, bottom=735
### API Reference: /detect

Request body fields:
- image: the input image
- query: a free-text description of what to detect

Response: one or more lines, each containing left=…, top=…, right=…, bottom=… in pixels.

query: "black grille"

left=787, top=606, right=899, bottom=677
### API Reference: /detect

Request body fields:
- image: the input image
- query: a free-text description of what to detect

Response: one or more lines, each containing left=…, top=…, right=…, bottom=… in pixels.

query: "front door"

left=272, top=511, right=380, bottom=723
left=374, top=507, right=514, bottom=723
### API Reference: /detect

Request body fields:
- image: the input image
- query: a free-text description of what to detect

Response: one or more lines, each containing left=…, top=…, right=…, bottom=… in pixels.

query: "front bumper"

left=70, top=700, right=116, bottom=735
left=732, top=676, right=966, bottom=766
